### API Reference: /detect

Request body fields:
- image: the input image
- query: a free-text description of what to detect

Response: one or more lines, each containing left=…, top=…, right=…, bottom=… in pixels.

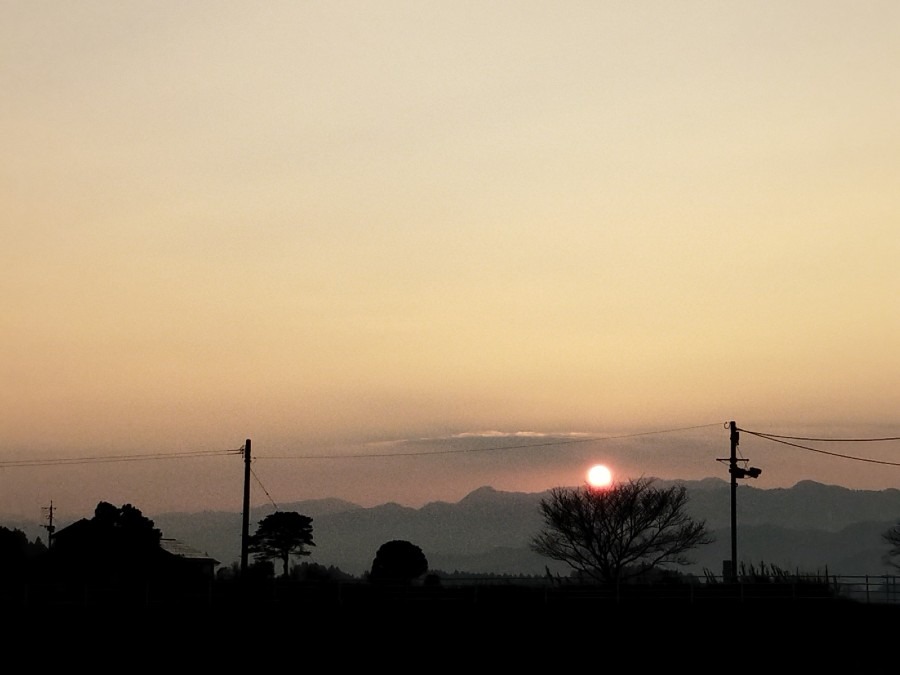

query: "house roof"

left=160, top=538, right=219, bottom=564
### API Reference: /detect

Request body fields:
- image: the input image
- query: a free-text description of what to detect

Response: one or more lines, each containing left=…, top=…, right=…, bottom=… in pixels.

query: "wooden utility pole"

left=240, top=438, right=251, bottom=576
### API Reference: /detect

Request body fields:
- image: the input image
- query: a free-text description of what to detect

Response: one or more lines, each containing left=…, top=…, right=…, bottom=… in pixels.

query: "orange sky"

left=2, top=2, right=899, bottom=520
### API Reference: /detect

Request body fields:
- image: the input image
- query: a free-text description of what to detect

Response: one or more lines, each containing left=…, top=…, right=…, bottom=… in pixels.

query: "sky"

left=2, top=1, right=899, bottom=521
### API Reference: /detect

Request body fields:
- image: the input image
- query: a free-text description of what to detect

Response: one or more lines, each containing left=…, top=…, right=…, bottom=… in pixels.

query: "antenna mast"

left=41, top=501, right=56, bottom=550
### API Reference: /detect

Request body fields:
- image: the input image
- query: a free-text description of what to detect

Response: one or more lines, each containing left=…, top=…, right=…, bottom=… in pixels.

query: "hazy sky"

left=3, top=2, right=899, bottom=520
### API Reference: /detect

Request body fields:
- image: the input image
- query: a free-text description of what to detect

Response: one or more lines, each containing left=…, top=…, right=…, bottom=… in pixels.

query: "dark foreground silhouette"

left=4, top=500, right=897, bottom=672
left=3, top=575, right=896, bottom=675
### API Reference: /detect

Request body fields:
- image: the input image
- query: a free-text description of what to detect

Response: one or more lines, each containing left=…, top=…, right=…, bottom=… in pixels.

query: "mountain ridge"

left=5, top=478, right=900, bottom=578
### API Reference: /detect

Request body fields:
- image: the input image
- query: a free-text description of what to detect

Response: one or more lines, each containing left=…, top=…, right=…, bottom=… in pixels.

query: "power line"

left=257, top=423, right=723, bottom=460
left=738, top=431, right=900, bottom=443
left=5, top=422, right=894, bottom=469
left=250, top=466, right=278, bottom=510
left=738, top=428, right=900, bottom=468
left=0, top=448, right=243, bottom=469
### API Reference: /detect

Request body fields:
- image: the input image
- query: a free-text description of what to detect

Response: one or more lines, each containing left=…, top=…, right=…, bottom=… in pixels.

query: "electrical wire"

left=738, top=428, right=900, bottom=468
left=250, top=466, right=278, bottom=510
left=739, top=431, right=900, bottom=443
left=0, top=448, right=243, bottom=469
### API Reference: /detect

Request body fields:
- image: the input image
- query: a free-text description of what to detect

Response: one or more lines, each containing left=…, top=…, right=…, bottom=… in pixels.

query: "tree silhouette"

left=91, top=501, right=162, bottom=552
left=531, top=477, right=712, bottom=585
left=41, top=501, right=169, bottom=585
left=369, top=540, right=428, bottom=584
left=248, top=511, right=314, bottom=578
left=882, top=523, right=900, bottom=570
left=0, top=526, right=45, bottom=578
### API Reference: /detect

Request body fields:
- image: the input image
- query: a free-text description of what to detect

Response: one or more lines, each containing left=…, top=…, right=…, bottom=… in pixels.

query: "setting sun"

left=587, top=464, right=613, bottom=489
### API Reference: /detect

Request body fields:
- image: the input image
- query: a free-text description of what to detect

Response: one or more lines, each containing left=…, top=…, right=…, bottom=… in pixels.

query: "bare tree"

left=882, top=524, right=900, bottom=570
left=531, top=477, right=713, bottom=584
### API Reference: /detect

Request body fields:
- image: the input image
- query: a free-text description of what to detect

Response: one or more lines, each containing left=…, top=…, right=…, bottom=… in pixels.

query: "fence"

left=827, top=574, right=900, bottom=605
left=3, top=573, right=899, bottom=609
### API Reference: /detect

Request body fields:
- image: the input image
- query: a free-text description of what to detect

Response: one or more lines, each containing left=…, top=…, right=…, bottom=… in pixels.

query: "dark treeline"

left=0, top=501, right=888, bottom=613
left=4, top=497, right=900, bottom=674
left=5, top=480, right=900, bottom=631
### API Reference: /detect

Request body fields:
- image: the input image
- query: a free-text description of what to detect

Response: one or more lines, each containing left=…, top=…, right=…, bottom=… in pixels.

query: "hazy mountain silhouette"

left=682, top=478, right=900, bottom=531
left=148, top=479, right=900, bottom=578
left=8, top=479, right=900, bottom=578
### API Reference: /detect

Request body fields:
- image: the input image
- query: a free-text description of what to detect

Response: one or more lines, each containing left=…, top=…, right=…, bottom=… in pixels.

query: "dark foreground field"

left=6, top=581, right=898, bottom=672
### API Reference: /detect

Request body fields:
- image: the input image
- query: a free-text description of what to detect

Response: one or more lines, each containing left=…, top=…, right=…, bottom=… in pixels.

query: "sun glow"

left=587, top=464, right=613, bottom=489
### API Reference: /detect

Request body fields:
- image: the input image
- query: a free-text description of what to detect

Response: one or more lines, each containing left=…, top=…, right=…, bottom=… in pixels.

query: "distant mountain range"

left=6, top=478, right=900, bottom=578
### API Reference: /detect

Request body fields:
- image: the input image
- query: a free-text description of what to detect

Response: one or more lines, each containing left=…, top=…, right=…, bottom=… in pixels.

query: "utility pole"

left=240, top=438, right=251, bottom=577
left=717, top=421, right=761, bottom=582
left=729, top=421, right=739, bottom=578
left=41, top=501, right=56, bottom=550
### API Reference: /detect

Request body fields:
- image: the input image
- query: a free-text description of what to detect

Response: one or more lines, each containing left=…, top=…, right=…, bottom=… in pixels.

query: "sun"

left=587, top=464, right=613, bottom=489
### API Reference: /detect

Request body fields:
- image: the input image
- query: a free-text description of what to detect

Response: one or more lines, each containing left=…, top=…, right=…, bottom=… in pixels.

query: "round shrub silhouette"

left=369, top=540, right=428, bottom=584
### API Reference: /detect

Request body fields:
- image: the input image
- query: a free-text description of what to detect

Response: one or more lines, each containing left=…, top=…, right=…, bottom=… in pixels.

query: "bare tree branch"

left=531, top=477, right=713, bottom=584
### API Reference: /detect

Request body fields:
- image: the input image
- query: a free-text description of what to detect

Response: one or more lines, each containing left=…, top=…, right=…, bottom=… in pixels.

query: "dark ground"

left=8, top=588, right=897, bottom=672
